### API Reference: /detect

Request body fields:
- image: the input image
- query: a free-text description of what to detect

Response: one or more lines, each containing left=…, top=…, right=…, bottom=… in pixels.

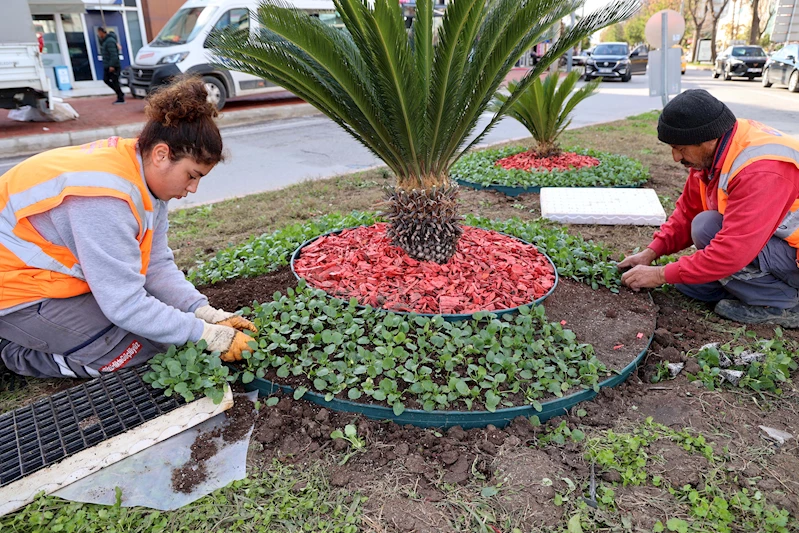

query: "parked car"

left=713, top=45, right=768, bottom=80
left=762, top=43, right=799, bottom=92
left=584, top=42, right=647, bottom=82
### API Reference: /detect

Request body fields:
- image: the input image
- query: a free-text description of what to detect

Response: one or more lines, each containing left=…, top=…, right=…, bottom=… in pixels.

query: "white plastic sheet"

left=54, top=392, right=256, bottom=511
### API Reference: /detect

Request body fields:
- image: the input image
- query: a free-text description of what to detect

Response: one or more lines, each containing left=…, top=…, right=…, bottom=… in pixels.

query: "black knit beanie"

left=657, top=89, right=737, bottom=145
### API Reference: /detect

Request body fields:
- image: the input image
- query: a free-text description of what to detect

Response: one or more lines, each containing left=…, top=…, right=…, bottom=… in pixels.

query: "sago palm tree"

left=491, top=70, right=601, bottom=157
left=209, top=0, right=639, bottom=263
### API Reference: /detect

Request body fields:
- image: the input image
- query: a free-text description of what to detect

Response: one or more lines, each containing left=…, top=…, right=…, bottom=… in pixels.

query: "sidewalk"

left=0, top=89, right=316, bottom=158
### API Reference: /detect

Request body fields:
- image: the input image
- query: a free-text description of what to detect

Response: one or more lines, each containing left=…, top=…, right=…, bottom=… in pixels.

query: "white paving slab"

left=540, top=187, right=666, bottom=226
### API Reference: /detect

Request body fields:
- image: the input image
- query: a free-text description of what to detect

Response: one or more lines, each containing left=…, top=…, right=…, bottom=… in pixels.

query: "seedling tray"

left=290, top=226, right=558, bottom=322
left=0, top=367, right=233, bottom=517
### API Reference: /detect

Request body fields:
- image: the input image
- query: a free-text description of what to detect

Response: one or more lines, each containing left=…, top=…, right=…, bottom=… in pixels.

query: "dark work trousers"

left=675, top=210, right=799, bottom=308
left=0, top=293, right=167, bottom=378
left=103, top=67, right=125, bottom=101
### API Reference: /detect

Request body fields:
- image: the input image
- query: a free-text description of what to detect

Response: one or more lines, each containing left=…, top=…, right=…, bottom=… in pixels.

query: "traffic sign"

left=645, top=9, right=685, bottom=49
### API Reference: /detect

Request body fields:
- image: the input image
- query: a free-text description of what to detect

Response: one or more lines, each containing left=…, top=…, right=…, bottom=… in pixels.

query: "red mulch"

left=293, top=224, right=555, bottom=315
left=495, top=151, right=600, bottom=172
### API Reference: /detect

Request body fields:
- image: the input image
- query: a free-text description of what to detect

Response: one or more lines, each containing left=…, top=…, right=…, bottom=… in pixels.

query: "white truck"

left=122, top=0, right=339, bottom=109
left=0, top=0, right=52, bottom=110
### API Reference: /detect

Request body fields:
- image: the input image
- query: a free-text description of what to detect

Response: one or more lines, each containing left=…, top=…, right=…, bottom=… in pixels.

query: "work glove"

left=194, top=304, right=257, bottom=333
left=200, top=322, right=253, bottom=362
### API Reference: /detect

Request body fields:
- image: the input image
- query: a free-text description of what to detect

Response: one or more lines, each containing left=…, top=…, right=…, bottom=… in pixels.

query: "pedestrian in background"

left=97, top=27, right=125, bottom=104
left=0, top=77, right=254, bottom=380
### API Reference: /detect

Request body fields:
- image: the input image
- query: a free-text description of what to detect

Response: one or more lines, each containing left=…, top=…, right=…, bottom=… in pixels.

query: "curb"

left=0, top=102, right=321, bottom=158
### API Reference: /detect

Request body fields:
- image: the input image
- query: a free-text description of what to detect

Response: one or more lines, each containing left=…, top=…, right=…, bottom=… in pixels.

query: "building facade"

left=25, top=0, right=149, bottom=89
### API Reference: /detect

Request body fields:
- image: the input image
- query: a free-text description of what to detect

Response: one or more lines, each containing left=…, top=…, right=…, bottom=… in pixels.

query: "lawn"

left=2, top=111, right=798, bottom=533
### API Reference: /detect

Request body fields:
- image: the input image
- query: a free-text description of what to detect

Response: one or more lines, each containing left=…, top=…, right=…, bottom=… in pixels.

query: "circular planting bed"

left=450, top=146, right=649, bottom=196
left=290, top=224, right=557, bottom=319
left=161, top=214, right=656, bottom=430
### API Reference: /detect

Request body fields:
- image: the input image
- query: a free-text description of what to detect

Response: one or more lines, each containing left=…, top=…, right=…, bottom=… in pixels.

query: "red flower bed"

left=495, top=151, right=600, bottom=172
left=293, top=224, right=556, bottom=315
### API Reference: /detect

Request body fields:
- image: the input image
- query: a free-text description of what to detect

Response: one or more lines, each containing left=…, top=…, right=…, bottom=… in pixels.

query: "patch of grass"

left=1, top=462, right=363, bottom=533
left=556, top=419, right=797, bottom=533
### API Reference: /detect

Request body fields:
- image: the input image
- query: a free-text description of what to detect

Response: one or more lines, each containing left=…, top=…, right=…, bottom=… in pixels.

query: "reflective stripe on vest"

left=0, top=138, right=155, bottom=310
left=1, top=172, right=152, bottom=280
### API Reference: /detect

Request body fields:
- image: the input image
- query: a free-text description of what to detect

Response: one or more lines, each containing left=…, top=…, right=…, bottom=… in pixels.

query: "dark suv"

left=762, top=44, right=799, bottom=92
left=713, top=45, right=768, bottom=80
left=584, top=42, right=647, bottom=82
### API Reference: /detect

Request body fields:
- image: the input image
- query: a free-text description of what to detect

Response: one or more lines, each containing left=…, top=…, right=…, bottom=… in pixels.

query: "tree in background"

left=623, top=0, right=682, bottom=44
left=708, top=0, right=732, bottom=62
left=749, top=0, right=776, bottom=45
left=686, top=0, right=710, bottom=61
left=599, top=22, right=625, bottom=42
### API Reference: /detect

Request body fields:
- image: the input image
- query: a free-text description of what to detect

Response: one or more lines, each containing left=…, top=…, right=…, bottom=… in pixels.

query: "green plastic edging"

left=454, top=178, right=640, bottom=197
left=290, top=225, right=558, bottom=323
left=243, top=331, right=653, bottom=430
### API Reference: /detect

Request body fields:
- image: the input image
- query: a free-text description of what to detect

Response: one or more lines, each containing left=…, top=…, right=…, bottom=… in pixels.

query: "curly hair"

left=137, top=76, right=224, bottom=165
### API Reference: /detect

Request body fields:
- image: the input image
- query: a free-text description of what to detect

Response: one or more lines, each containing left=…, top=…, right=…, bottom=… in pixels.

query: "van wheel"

left=203, top=76, right=227, bottom=110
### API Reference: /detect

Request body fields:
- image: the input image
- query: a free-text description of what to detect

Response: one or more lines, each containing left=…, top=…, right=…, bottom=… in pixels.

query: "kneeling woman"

left=0, top=77, right=253, bottom=379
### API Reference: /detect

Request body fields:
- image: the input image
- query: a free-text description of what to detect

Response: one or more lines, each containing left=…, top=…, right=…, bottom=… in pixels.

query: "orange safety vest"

left=0, top=137, right=154, bottom=311
left=698, top=119, right=799, bottom=257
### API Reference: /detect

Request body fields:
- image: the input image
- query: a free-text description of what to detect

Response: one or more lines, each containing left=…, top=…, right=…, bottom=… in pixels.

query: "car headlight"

left=586, top=58, right=595, bottom=65
left=158, top=52, right=190, bottom=65
left=618, top=59, right=630, bottom=65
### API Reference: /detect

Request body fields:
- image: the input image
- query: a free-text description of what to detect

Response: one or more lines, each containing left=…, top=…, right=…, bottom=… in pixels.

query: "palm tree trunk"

left=383, top=178, right=463, bottom=264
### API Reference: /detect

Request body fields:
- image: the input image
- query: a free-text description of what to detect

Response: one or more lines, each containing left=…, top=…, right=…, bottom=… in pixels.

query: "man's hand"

left=621, top=265, right=667, bottom=291
left=617, top=248, right=658, bottom=270
left=109, top=66, right=115, bottom=73
left=200, top=323, right=254, bottom=362
left=195, top=304, right=257, bottom=333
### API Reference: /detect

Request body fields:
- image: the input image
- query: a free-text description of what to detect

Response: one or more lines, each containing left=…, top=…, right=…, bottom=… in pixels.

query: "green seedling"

left=330, top=424, right=366, bottom=465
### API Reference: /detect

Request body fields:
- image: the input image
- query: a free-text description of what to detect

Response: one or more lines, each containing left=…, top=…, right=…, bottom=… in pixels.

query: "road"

left=1, top=69, right=797, bottom=209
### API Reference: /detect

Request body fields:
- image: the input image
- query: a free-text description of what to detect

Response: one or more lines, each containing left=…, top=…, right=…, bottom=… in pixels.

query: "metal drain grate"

left=0, top=366, right=185, bottom=487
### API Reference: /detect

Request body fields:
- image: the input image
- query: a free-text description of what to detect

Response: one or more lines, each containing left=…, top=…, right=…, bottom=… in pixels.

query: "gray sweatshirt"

left=20, top=195, right=207, bottom=345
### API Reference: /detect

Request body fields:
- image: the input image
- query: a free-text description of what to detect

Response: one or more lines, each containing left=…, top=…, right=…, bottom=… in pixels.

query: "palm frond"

left=208, top=0, right=640, bottom=186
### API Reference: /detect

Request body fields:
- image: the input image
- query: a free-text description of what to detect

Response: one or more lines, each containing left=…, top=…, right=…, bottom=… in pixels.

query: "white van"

left=123, top=0, right=339, bottom=109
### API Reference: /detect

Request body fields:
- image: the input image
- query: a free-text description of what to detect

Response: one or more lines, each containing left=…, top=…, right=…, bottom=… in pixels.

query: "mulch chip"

left=293, top=224, right=555, bottom=315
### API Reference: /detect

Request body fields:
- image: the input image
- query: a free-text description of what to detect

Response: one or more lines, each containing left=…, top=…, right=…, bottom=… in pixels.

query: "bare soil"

left=171, top=395, right=256, bottom=494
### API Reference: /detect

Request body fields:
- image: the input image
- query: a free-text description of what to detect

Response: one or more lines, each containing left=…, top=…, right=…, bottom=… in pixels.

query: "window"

left=126, top=11, right=144, bottom=55
left=33, top=15, right=60, bottom=55
left=154, top=7, right=218, bottom=46
left=214, top=9, right=250, bottom=32
left=594, top=44, right=628, bottom=56
left=731, top=46, right=766, bottom=57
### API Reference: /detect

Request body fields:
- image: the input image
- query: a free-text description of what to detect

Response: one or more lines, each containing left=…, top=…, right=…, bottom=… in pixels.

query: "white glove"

left=199, top=322, right=252, bottom=362
left=195, top=304, right=257, bottom=333
left=195, top=304, right=235, bottom=324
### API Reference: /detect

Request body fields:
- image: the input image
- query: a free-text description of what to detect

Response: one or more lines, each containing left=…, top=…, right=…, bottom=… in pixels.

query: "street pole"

left=661, top=12, right=669, bottom=108
left=566, top=11, right=576, bottom=72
